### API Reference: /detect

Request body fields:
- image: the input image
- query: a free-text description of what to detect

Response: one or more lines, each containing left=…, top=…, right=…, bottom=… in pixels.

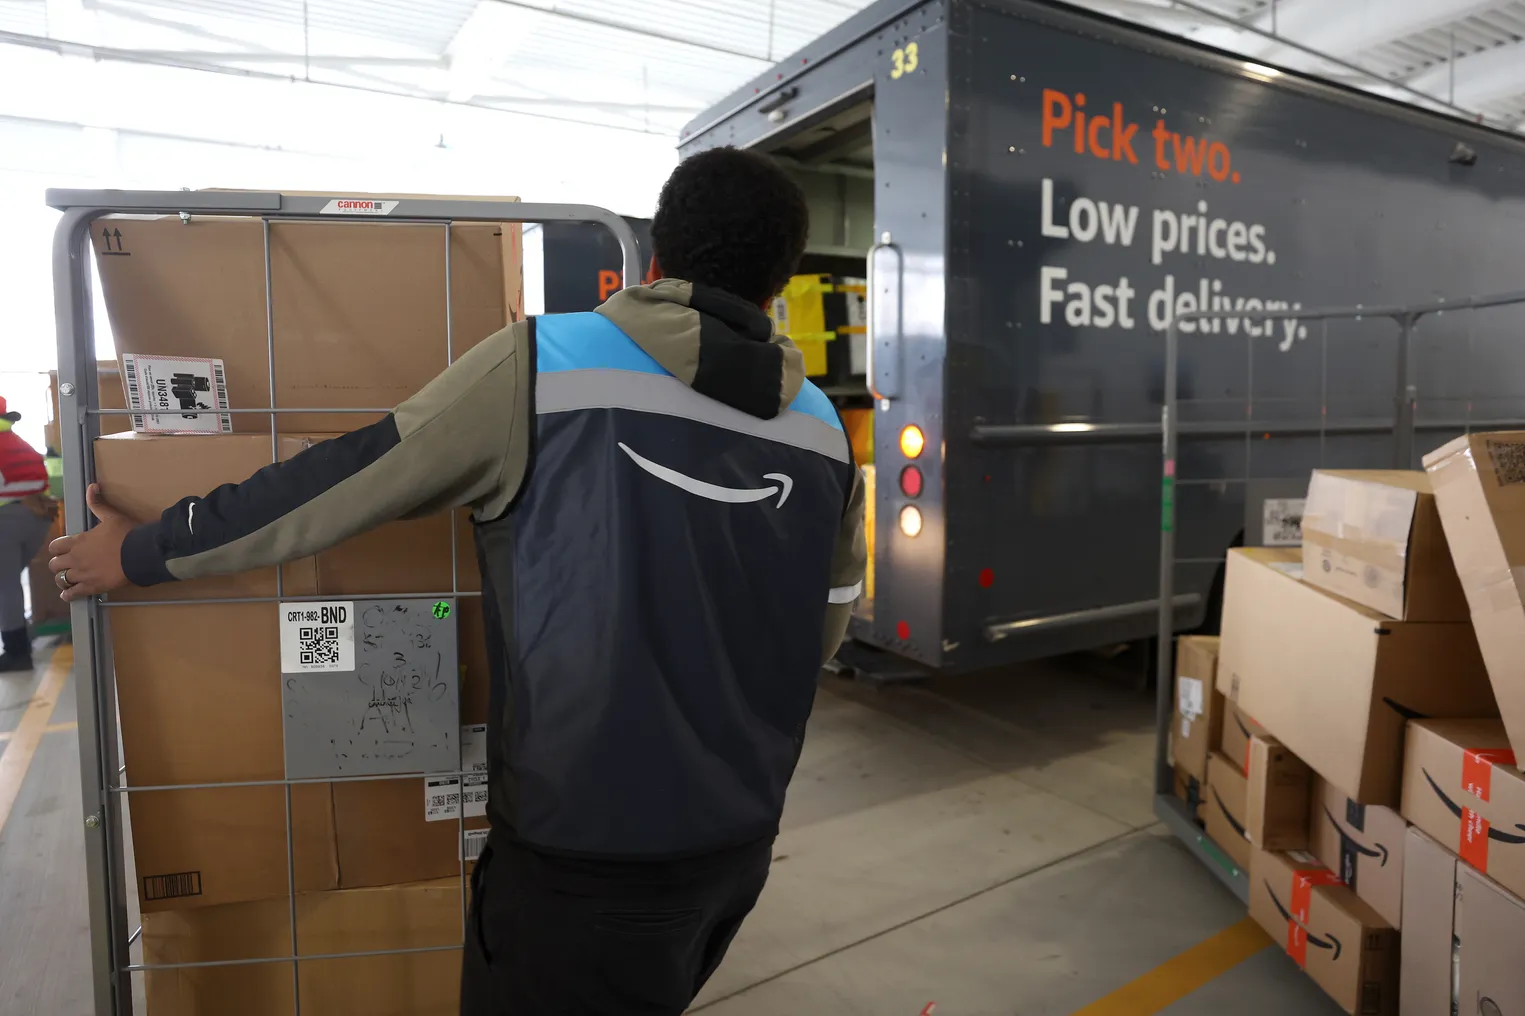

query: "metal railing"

left=49, top=189, right=641, bottom=1016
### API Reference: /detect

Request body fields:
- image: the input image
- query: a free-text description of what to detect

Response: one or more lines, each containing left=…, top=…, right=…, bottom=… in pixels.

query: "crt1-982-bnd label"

left=278, top=601, right=355, bottom=673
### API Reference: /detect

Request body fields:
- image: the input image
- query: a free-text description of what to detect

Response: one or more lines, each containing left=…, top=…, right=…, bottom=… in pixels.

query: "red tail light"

left=899, top=465, right=923, bottom=498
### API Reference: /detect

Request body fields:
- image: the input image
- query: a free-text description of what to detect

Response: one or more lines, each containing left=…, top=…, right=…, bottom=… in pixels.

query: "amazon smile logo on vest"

left=619, top=443, right=794, bottom=507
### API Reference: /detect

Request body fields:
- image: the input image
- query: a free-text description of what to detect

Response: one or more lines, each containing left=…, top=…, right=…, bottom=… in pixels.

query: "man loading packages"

left=48, top=147, right=867, bottom=1015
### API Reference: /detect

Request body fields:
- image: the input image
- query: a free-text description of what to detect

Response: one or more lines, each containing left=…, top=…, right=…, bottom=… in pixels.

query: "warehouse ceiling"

left=4, top=0, right=1525, bottom=135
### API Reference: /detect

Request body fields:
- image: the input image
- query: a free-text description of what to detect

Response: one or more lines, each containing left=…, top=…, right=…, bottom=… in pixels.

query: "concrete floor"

left=0, top=642, right=1342, bottom=1016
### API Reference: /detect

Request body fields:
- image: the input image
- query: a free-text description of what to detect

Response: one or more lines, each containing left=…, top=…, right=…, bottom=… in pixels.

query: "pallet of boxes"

left=1187, top=455, right=1525, bottom=1015
left=90, top=201, right=524, bottom=1016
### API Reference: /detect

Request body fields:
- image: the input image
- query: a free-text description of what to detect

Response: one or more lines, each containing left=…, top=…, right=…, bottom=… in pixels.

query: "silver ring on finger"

left=58, top=569, right=72, bottom=589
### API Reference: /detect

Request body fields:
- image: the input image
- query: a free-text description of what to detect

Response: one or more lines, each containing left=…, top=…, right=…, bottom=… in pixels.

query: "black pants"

left=461, top=836, right=773, bottom=1015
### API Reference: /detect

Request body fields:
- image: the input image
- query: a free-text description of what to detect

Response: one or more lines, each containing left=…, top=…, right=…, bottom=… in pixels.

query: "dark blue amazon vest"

left=474, top=311, right=855, bottom=858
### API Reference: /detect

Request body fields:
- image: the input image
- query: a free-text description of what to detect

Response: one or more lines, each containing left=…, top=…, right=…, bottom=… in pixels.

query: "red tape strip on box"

left=1287, top=868, right=1341, bottom=969
left=1459, top=748, right=1516, bottom=874
left=1463, top=748, right=1516, bottom=802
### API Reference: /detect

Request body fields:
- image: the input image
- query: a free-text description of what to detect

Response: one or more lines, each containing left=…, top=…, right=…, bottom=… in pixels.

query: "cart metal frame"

left=1151, top=287, right=1525, bottom=902
left=49, top=189, right=642, bottom=1016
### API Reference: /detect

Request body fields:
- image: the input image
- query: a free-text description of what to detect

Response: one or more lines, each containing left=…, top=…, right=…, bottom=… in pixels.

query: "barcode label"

left=211, top=361, right=231, bottom=433
left=122, top=355, right=145, bottom=430
left=425, top=773, right=488, bottom=822
left=120, top=353, right=232, bottom=434
left=143, top=871, right=202, bottom=901
left=462, top=828, right=487, bottom=861
left=1487, top=439, right=1525, bottom=486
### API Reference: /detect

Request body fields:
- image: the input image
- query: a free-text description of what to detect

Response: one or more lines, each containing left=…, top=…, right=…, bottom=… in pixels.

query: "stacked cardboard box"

left=1391, top=430, right=1525, bottom=1014
left=141, top=877, right=467, bottom=1015
left=94, top=200, right=521, bottom=1005
left=1216, top=468, right=1510, bottom=1014
left=1170, top=635, right=1220, bottom=823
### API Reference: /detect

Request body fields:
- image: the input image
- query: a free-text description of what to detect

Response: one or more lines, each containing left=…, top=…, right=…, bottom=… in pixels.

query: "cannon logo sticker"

left=618, top=443, right=793, bottom=507
left=319, top=198, right=400, bottom=215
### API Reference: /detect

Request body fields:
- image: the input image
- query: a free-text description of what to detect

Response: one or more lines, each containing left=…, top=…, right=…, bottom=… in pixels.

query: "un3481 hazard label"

left=319, top=198, right=400, bottom=216
left=1262, top=498, right=1305, bottom=547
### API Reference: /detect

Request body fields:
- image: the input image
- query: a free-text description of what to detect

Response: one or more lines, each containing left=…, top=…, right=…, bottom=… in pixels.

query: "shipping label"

left=424, top=724, right=490, bottom=822
left=1177, top=676, right=1204, bottom=721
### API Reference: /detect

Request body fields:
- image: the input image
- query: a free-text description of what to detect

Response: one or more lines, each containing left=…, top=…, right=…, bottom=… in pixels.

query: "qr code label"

left=1487, top=439, right=1525, bottom=486
left=278, top=602, right=354, bottom=673
left=299, top=626, right=341, bottom=665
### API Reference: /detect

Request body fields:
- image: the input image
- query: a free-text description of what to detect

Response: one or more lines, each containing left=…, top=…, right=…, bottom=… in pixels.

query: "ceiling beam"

left=483, top=0, right=770, bottom=63
left=1189, top=0, right=1501, bottom=62
left=1407, top=39, right=1525, bottom=107
left=0, top=28, right=673, bottom=136
left=475, top=94, right=700, bottom=113
left=127, top=51, right=445, bottom=67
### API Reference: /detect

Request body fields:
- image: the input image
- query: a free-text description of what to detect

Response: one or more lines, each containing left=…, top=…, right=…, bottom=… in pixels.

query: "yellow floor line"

left=0, top=645, right=73, bottom=837
left=1068, top=917, right=1271, bottom=1016
left=0, top=721, right=77, bottom=743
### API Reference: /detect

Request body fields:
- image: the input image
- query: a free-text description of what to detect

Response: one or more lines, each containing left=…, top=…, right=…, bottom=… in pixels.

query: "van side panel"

left=942, top=0, right=1525, bottom=669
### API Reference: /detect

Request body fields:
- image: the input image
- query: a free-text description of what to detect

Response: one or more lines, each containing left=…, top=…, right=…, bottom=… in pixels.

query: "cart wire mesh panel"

left=1151, top=288, right=1525, bottom=903
left=49, top=189, right=641, bottom=1016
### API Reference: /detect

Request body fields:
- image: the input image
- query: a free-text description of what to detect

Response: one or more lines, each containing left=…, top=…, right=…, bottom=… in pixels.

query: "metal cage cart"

left=50, top=189, right=642, bottom=1016
left=1150, top=287, right=1525, bottom=902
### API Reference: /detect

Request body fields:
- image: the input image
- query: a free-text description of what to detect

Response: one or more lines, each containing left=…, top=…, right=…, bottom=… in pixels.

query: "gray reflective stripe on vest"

left=828, top=580, right=864, bottom=604
left=536, top=369, right=850, bottom=464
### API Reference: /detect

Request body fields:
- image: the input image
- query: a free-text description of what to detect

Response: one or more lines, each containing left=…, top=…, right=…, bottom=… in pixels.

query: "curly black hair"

left=651, top=147, right=810, bottom=307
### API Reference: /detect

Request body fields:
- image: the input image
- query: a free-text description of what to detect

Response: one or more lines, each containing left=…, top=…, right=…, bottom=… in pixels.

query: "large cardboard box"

left=99, top=432, right=491, bottom=903
left=1247, top=734, right=1312, bottom=852
left=1220, top=701, right=1267, bottom=776
left=1400, top=826, right=1525, bottom=1016
left=1219, top=547, right=1496, bottom=805
left=99, top=433, right=336, bottom=911
left=96, top=433, right=319, bottom=601
left=1171, top=635, right=1222, bottom=785
left=1402, top=718, right=1525, bottom=902
left=1425, top=431, right=1525, bottom=757
left=1400, top=827, right=1454, bottom=1016
left=114, top=603, right=340, bottom=911
left=93, top=209, right=523, bottom=434
left=1205, top=751, right=1252, bottom=872
left=1301, top=469, right=1468, bottom=621
left=142, top=877, right=465, bottom=1016
left=1249, top=847, right=1398, bottom=1016
left=1311, top=779, right=1407, bottom=930
left=1457, top=861, right=1525, bottom=1016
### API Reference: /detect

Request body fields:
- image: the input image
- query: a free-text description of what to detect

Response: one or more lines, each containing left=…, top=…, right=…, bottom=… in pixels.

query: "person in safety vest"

left=0, top=396, right=53, bottom=672
left=46, top=148, right=867, bottom=1015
